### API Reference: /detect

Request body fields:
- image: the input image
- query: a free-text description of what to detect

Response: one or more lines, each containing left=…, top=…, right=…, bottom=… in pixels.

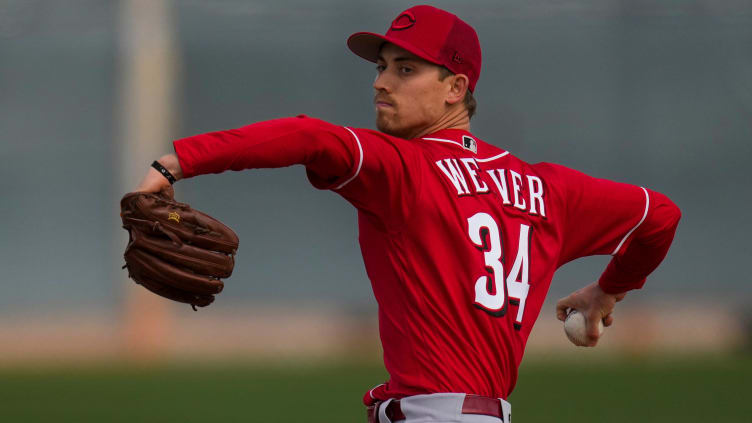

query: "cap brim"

left=347, top=32, right=443, bottom=66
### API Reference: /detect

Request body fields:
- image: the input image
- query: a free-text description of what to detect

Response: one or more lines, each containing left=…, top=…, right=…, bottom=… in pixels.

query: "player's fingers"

left=555, top=298, right=572, bottom=321
left=584, top=311, right=602, bottom=346
left=159, top=185, right=175, bottom=200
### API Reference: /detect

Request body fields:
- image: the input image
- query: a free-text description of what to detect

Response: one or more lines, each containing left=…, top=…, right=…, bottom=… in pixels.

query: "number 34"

left=467, top=212, right=530, bottom=329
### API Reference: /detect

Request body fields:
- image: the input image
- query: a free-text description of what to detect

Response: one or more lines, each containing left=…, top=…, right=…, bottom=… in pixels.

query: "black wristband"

left=151, top=160, right=177, bottom=185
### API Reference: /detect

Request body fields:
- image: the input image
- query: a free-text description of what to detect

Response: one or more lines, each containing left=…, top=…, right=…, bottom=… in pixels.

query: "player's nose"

left=373, top=71, right=391, bottom=93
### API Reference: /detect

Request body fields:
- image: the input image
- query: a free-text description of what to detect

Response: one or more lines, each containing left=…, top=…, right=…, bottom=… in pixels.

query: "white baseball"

left=563, top=310, right=603, bottom=346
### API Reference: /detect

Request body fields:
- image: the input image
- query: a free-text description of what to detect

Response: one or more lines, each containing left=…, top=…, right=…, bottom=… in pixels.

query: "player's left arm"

left=540, top=163, right=681, bottom=345
left=134, top=116, right=418, bottom=229
left=131, top=115, right=358, bottom=203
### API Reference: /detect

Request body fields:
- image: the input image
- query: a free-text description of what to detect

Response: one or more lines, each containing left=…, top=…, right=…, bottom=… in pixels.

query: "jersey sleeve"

left=172, top=115, right=419, bottom=230
left=307, top=128, right=422, bottom=231
left=173, top=115, right=357, bottom=184
left=539, top=163, right=681, bottom=294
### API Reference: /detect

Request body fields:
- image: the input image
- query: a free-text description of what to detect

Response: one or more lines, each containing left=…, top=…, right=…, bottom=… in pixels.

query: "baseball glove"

left=120, top=191, right=239, bottom=310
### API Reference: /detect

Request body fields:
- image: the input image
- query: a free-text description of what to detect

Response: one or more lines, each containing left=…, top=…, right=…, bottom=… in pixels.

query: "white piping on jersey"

left=423, top=137, right=510, bottom=159
left=368, top=383, right=385, bottom=400
left=611, top=187, right=650, bottom=255
left=476, top=152, right=510, bottom=162
left=335, top=127, right=364, bottom=190
left=422, top=137, right=467, bottom=150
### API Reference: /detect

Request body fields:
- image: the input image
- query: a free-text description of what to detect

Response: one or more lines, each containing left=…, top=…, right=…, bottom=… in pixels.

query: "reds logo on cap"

left=390, top=11, right=416, bottom=30
left=347, top=5, right=482, bottom=92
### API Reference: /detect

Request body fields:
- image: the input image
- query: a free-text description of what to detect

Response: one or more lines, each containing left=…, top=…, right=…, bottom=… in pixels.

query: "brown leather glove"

left=120, top=192, right=239, bottom=309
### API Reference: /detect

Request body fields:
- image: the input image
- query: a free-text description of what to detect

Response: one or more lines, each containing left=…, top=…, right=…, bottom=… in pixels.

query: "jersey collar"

left=420, top=128, right=478, bottom=154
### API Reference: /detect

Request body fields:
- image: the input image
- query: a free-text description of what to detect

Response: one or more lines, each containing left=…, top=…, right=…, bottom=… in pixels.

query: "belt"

left=367, top=394, right=506, bottom=423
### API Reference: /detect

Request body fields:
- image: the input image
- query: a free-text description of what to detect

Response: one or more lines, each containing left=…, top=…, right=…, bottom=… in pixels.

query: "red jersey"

left=173, top=115, right=680, bottom=402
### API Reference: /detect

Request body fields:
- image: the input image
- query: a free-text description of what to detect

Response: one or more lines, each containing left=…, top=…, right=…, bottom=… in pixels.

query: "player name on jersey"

left=435, top=157, right=546, bottom=218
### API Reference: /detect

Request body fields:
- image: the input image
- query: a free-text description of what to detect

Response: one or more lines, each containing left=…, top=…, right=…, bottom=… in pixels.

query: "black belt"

left=367, top=394, right=506, bottom=423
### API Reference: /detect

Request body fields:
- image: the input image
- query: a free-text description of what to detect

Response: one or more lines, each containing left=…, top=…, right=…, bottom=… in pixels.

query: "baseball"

left=563, top=310, right=603, bottom=346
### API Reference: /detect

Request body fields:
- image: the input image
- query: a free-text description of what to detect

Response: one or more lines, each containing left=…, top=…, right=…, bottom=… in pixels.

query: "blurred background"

left=1, top=0, right=751, bottom=421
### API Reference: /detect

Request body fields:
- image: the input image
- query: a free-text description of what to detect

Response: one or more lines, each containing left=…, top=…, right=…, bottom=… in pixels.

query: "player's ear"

left=446, top=74, right=469, bottom=106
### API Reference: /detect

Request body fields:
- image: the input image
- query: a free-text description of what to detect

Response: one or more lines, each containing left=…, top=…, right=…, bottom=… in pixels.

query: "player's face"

left=373, top=44, right=452, bottom=139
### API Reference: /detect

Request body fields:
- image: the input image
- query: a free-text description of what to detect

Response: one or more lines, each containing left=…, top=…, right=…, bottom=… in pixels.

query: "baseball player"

left=133, top=5, right=680, bottom=423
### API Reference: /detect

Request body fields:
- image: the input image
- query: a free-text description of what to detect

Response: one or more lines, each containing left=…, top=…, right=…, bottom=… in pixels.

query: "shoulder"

left=473, top=138, right=510, bottom=163
left=285, top=114, right=340, bottom=130
left=345, top=128, right=428, bottom=162
left=468, top=135, right=576, bottom=180
left=347, top=127, right=416, bottom=147
left=530, top=161, right=592, bottom=184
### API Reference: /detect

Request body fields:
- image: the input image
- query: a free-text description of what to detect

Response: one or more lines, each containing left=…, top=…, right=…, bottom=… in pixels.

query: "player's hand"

left=134, top=154, right=183, bottom=198
left=555, top=282, right=626, bottom=347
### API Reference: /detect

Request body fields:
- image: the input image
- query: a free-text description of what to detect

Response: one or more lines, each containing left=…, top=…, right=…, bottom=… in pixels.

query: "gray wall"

left=1, top=0, right=750, bottom=312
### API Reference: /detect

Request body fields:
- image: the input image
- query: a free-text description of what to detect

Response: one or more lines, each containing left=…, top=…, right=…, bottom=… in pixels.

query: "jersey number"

left=467, top=213, right=530, bottom=329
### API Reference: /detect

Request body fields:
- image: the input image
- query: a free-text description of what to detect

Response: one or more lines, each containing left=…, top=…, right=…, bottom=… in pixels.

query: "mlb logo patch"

left=462, top=135, right=477, bottom=153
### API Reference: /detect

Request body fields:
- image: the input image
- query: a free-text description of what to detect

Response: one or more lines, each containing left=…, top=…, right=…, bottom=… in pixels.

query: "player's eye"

left=376, top=64, right=386, bottom=73
left=399, top=66, right=413, bottom=74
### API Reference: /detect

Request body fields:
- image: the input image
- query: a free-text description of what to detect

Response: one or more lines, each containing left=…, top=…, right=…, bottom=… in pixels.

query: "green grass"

left=1, top=354, right=750, bottom=422
left=511, top=353, right=752, bottom=423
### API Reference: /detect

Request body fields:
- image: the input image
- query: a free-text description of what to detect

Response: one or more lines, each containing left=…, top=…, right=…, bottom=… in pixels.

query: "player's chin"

left=375, top=115, right=394, bottom=133
left=376, top=115, right=407, bottom=138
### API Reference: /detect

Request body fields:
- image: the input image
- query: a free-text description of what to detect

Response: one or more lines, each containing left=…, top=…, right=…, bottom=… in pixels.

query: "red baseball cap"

left=347, top=5, right=482, bottom=92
